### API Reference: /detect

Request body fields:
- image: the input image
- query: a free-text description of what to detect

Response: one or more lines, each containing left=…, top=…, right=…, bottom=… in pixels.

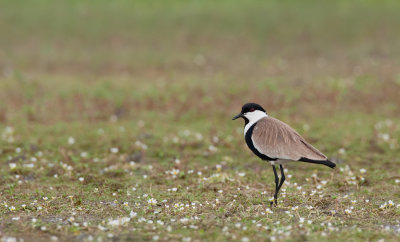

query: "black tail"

left=299, top=157, right=336, bottom=168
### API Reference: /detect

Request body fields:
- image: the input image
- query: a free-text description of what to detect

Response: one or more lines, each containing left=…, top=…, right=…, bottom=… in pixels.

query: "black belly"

left=245, top=123, right=277, bottom=161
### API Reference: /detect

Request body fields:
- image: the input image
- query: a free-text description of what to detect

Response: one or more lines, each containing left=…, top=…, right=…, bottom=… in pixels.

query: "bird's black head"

left=232, top=103, right=267, bottom=124
left=240, top=103, right=266, bottom=114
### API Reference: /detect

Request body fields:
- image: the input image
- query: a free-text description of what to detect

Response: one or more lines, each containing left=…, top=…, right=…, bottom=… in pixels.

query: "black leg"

left=271, top=165, right=279, bottom=207
left=277, top=165, right=286, bottom=196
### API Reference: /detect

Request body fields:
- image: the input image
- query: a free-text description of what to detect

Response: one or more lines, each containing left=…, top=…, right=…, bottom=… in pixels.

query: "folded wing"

left=251, top=117, right=327, bottom=161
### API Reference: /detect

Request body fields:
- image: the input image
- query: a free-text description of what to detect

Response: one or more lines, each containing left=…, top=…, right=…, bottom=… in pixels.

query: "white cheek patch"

left=244, top=110, right=268, bottom=136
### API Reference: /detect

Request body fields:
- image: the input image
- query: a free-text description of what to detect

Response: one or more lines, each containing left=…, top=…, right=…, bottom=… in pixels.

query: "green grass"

left=1, top=0, right=400, bottom=241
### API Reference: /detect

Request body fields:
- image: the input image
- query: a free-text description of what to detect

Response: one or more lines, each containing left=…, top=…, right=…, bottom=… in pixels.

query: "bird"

left=232, top=103, right=335, bottom=206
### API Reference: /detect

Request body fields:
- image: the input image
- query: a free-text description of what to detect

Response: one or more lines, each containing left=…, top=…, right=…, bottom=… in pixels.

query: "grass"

left=1, top=0, right=400, bottom=241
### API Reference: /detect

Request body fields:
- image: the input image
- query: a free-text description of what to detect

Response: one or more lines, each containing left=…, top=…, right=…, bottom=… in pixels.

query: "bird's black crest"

left=241, top=103, right=266, bottom=113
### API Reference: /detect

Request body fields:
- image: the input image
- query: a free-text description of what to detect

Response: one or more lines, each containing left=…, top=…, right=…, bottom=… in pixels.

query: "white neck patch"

left=243, top=110, right=268, bottom=136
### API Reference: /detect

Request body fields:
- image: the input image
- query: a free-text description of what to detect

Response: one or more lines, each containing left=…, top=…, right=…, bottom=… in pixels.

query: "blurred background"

left=1, top=0, right=399, bottom=125
left=0, top=0, right=400, bottom=138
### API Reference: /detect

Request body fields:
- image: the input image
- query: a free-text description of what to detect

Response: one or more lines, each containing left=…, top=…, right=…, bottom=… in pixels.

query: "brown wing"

left=251, top=117, right=327, bottom=161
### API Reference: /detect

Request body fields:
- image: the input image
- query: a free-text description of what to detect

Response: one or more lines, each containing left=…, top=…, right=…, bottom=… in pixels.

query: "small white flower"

left=359, top=168, right=366, bottom=174
left=129, top=211, right=137, bottom=218
left=148, top=198, right=157, bottom=206
left=9, top=163, right=17, bottom=169
left=241, top=237, right=249, bottom=242
left=213, top=136, right=219, bottom=143
left=171, top=169, right=180, bottom=176
left=110, top=147, right=119, bottom=153
left=68, top=137, right=75, bottom=145
left=78, top=177, right=84, bottom=182
left=382, top=133, right=390, bottom=141
left=208, top=145, right=217, bottom=152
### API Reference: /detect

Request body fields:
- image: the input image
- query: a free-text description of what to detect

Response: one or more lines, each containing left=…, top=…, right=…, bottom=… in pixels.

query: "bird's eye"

left=249, top=108, right=255, bottom=112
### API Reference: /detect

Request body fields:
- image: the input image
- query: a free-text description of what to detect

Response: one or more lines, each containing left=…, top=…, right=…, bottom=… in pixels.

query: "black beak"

left=232, top=113, right=243, bottom=120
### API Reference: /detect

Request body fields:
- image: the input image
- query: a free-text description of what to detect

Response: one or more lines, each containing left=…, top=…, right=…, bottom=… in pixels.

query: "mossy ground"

left=1, top=0, right=400, bottom=241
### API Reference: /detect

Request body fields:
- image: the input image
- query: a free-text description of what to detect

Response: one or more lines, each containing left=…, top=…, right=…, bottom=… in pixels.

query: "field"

left=1, top=0, right=400, bottom=241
